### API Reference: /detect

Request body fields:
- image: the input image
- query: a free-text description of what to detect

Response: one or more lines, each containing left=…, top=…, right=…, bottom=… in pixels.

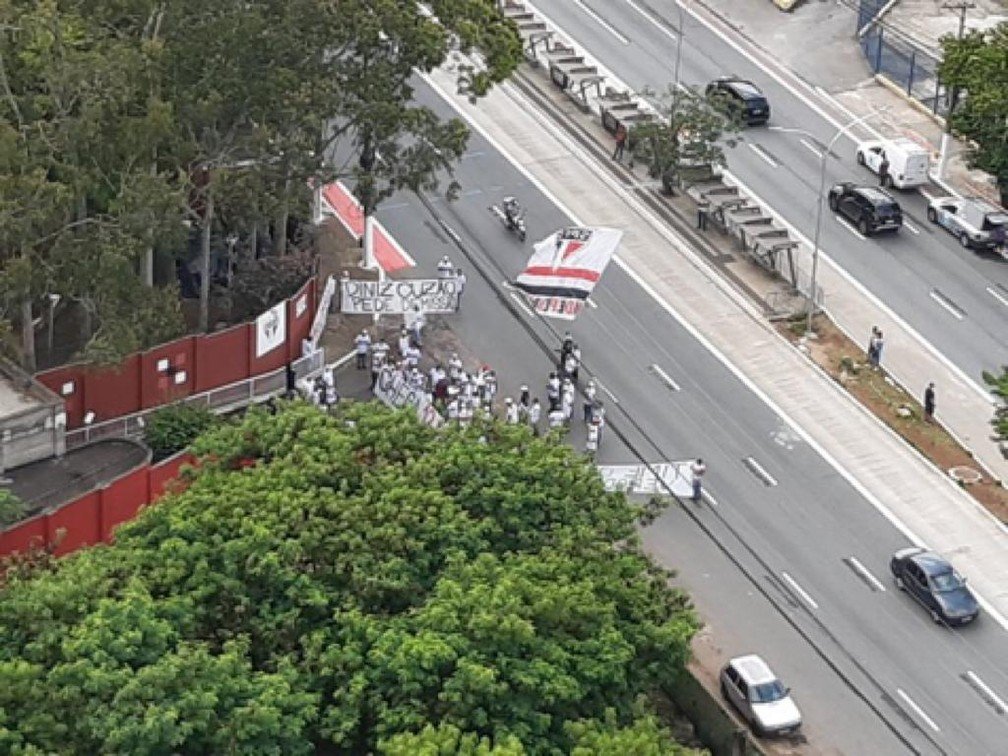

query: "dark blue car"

left=890, top=547, right=979, bottom=626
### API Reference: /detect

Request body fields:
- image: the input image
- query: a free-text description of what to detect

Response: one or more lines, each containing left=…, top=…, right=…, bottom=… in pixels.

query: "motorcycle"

left=489, top=201, right=527, bottom=242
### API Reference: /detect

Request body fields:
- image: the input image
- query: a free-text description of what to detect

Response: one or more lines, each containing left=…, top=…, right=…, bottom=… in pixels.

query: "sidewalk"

left=702, top=0, right=1003, bottom=203
left=422, top=61, right=1008, bottom=623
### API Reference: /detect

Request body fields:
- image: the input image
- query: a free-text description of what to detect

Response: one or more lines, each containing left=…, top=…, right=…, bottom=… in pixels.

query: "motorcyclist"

left=502, top=196, right=522, bottom=228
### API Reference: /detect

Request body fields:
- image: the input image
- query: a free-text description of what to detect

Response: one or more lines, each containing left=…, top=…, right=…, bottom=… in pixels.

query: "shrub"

left=143, top=403, right=218, bottom=460
left=0, top=488, right=25, bottom=527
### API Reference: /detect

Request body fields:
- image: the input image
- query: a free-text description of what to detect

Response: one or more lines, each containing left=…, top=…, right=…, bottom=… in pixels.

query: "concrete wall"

left=1, top=405, right=63, bottom=472
left=664, top=671, right=764, bottom=756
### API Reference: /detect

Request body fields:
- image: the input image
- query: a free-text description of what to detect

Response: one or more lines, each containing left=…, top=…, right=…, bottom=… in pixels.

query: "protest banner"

left=340, top=278, right=458, bottom=315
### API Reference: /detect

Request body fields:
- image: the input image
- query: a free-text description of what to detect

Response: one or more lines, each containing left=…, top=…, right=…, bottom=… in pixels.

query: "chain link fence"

left=857, top=0, right=951, bottom=116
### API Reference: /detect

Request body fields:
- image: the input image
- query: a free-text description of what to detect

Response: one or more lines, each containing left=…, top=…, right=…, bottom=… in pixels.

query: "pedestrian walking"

left=924, top=382, right=936, bottom=422
left=559, top=331, right=574, bottom=364
left=594, top=400, right=606, bottom=444
left=583, top=379, right=597, bottom=424
left=585, top=419, right=600, bottom=457
left=612, top=123, right=627, bottom=162
left=690, top=458, right=707, bottom=503
left=548, top=406, right=565, bottom=432
left=518, top=384, right=530, bottom=408
left=528, top=397, right=542, bottom=435
left=873, top=329, right=884, bottom=369
left=546, top=371, right=561, bottom=412
left=437, top=255, right=455, bottom=280
left=561, top=379, right=574, bottom=424
left=448, top=352, right=463, bottom=381
left=867, top=326, right=881, bottom=368
left=504, top=397, right=520, bottom=425
left=454, top=268, right=467, bottom=312
left=354, top=329, right=371, bottom=370
left=878, top=152, right=890, bottom=187
left=409, top=306, right=425, bottom=347
left=398, top=327, right=411, bottom=359
left=370, top=337, right=389, bottom=388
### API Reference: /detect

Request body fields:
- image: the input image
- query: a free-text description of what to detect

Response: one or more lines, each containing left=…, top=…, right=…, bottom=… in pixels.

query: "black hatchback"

left=705, top=77, right=770, bottom=125
left=890, top=547, right=979, bottom=626
left=828, top=182, right=902, bottom=236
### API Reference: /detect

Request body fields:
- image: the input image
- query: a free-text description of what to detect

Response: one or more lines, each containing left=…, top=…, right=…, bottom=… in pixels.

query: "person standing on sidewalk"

left=690, top=458, right=707, bottom=502
left=354, top=329, right=371, bottom=370
left=583, top=379, right=597, bottom=424
left=924, top=382, right=936, bottom=423
left=612, top=123, right=627, bottom=162
left=528, top=397, right=542, bottom=435
left=454, top=268, right=467, bottom=312
left=879, top=153, right=890, bottom=187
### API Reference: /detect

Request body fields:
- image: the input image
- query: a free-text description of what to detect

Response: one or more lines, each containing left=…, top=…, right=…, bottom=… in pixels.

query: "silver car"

left=927, top=196, right=1008, bottom=252
left=720, top=654, right=802, bottom=736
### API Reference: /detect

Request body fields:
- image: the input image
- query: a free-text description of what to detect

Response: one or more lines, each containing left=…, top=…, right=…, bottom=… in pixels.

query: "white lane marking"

left=903, top=221, right=920, bottom=235
left=571, top=0, right=630, bottom=45
left=747, top=142, right=778, bottom=167
left=929, top=290, right=965, bottom=321
left=509, top=291, right=535, bottom=318
left=419, top=67, right=1008, bottom=633
left=987, top=286, right=1008, bottom=309
left=597, top=380, right=620, bottom=404
left=800, top=138, right=823, bottom=158
left=964, top=671, right=1008, bottom=715
left=781, top=572, right=819, bottom=610
left=847, top=556, right=887, bottom=592
left=835, top=215, right=867, bottom=240
left=919, top=188, right=938, bottom=202
left=743, top=456, right=778, bottom=486
left=624, top=0, right=679, bottom=41
left=586, top=297, right=598, bottom=309
left=723, top=169, right=992, bottom=403
left=650, top=363, right=681, bottom=391
left=459, top=188, right=483, bottom=197
left=896, top=688, right=941, bottom=732
left=701, top=489, right=718, bottom=506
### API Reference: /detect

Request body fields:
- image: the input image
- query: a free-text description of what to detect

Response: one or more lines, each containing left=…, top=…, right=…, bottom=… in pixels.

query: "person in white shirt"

left=585, top=420, right=599, bottom=457
left=560, top=379, right=574, bottom=424
left=547, top=407, right=565, bottom=431
left=583, top=379, right=596, bottom=424
left=397, top=327, right=411, bottom=358
left=370, top=338, right=390, bottom=388
left=504, top=397, right=520, bottom=424
left=454, top=268, right=467, bottom=312
left=354, top=330, right=371, bottom=370
left=690, top=458, right=707, bottom=502
left=404, top=344, right=421, bottom=369
left=527, top=398, right=542, bottom=435
left=437, top=255, right=455, bottom=279
left=546, top=372, right=560, bottom=411
left=448, top=352, right=463, bottom=381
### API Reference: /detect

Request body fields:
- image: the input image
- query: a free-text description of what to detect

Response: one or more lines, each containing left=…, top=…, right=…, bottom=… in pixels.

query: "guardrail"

left=65, top=350, right=325, bottom=450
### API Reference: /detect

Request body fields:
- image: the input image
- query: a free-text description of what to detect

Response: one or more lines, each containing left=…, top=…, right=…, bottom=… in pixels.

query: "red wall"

left=0, top=452, right=196, bottom=561
left=48, top=492, right=101, bottom=556
left=195, top=325, right=250, bottom=392
left=100, top=466, right=151, bottom=540
left=83, top=354, right=142, bottom=422
left=141, top=336, right=196, bottom=409
left=34, top=276, right=317, bottom=430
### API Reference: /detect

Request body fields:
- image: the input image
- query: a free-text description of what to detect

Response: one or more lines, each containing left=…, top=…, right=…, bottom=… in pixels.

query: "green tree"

left=0, top=403, right=701, bottom=753
left=983, top=367, right=1008, bottom=445
left=939, top=23, right=1008, bottom=207
left=143, top=402, right=218, bottom=460
left=629, top=86, right=740, bottom=195
left=0, top=489, right=24, bottom=527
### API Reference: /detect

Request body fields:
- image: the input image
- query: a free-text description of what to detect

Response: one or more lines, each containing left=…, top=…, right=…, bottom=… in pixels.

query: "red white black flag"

left=515, top=226, right=623, bottom=320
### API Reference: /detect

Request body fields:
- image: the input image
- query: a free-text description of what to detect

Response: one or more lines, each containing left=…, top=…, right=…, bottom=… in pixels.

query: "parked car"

left=705, top=77, right=770, bottom=125
left=827, top=182, right=903, bottom=236
left=855, top=137, right=930, bottom=189
left=720, top=655, right=802, bottom=736
left=926, top=196, right=1008, bottom=252
left=890, top=547, right=980, bottom=626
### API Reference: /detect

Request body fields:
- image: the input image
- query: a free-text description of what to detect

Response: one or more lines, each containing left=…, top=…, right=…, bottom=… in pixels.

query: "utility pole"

left=937, top=1, right=975, bottom=180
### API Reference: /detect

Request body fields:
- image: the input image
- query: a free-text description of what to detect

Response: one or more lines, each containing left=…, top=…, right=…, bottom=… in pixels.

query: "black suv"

left=705, top=77, right=770, bottom=125
left=827, top=182, right=902, bottom=236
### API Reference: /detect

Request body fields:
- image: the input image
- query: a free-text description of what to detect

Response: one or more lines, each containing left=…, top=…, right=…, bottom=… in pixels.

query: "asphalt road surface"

left=527, top=0, right=1008, bottom=390
left=357, top=76, right=1008, bottom=755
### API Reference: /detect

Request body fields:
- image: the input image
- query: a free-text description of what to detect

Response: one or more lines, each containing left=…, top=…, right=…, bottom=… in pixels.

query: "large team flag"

left=514, top=226, right=623, bottom=320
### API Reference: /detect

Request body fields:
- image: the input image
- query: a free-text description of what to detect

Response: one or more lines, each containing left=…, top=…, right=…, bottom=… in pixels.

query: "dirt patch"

left=777, top=315, right=1008, bottom=524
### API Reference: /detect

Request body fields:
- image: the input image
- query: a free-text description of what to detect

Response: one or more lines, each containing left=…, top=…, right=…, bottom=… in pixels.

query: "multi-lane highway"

left=359, top=73, right=1008, bottom=755
left=527, top=0, right=1008, bottom=388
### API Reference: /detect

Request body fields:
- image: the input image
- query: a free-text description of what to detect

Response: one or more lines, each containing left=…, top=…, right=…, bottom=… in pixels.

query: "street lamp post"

left=769, top=108, right=886, bottom=336
left=673, top=1, right=686, bottom=93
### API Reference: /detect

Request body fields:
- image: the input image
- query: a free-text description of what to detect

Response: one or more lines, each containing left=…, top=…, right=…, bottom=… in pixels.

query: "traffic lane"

left=721, top=136, right=1008, bottom=379
left=532, top=0, right=1008, bottom=370
left=566, top=255, right=1008, bottom=753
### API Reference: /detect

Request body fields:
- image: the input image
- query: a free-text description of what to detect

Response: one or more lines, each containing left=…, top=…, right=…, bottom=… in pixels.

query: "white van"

left=856, top=138, right=930, bottom=189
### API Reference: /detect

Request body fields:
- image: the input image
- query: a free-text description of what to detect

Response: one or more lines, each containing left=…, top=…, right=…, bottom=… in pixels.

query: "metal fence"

left=64, top=349, right=325, bottom=450
left=857, top=0, right=950, bottom=116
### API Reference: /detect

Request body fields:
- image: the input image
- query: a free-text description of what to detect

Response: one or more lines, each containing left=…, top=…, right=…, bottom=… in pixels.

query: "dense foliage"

left=0, top=402, right=700, bottom=754
left=142, top=402, right=218, bottom=460
left=0, top=489, right=24, bottom=527
left=1, top=0, right=521, bottom=366
left=939, top=23, right=1008, bottom=206
left=984, top=367, right=1008, bottom=445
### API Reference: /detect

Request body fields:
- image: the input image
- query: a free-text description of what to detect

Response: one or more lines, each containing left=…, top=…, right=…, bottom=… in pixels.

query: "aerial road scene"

left=0, top=1, right=1006, bottom=754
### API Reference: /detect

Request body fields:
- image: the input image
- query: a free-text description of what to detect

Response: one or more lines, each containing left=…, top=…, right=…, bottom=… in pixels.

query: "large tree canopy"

left=939, top=23, right=1008, bottom=206
left=0, top=403, right=700, bottom=754
left=1, top=0, right=522, bottom=364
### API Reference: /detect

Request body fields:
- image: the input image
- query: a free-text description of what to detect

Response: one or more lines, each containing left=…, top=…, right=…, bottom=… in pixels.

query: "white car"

left=720, top=654, right=802, bottom=736
left=856, top=137, right=930, bottom=189
left=927, top=196, right=1008, bottom=252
